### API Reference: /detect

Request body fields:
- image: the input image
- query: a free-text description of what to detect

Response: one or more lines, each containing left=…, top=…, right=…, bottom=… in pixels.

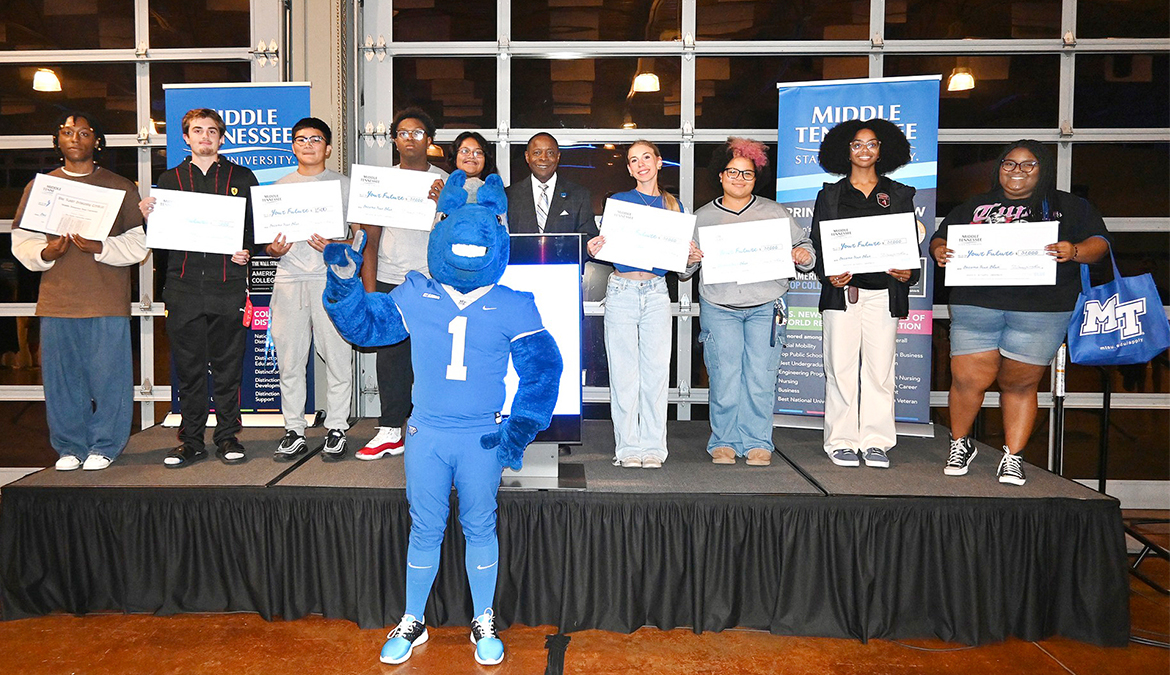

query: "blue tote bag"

left=1067, top=248, right=1170, bottom=366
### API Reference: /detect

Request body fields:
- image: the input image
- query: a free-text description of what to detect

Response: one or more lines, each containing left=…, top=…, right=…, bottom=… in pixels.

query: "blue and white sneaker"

left=470, top=608, right=505, bottom=666
left=862, top=447, right=889, bottom=468
left=380, top=614, right=428, bottom=665
left=827, top=448, right=860, bottom=467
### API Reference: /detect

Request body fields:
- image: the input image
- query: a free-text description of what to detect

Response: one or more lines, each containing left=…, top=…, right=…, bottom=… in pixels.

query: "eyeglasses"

left=457, top=147, right=485, bottom=158
left=59, top=127, right=94, bottom=140
left=722, top=168, right=756, bottom=180
left=1000, top=159, right=1039, bottom=173
left=293, top=135, right=326, bottom=146
left=395, top=129, right=427, bottom=141
left=849, top=140, right=881, bottom=153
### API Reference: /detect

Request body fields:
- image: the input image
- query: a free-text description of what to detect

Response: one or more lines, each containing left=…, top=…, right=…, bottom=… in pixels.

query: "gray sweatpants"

left=270, top=277, right=353, bottom=433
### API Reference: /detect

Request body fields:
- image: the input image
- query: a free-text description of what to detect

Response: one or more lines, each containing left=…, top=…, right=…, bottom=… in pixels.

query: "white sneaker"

left=357, top=426, right=405, bottom=460
left=55, top=456, right=82, bottom=471
left=82, top=455, right=112, bottom=471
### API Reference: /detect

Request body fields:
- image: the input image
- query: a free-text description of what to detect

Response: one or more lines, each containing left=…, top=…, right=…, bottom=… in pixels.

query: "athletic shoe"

left=357, top=426, right=404, bottom=460
left=470, top=608, right=505, bottom=666
left=745, top=448, right=772, bottom=467
left=641, top=456, right=663, bottom=469
left=319, top=429, right=348, bottom=461
left=862, top=448, right=889, bottom=469
left=615, top=456, right=642, bottom=468
left=710, top=447, right=736, bottom=464
left=273, top=430, right=307, bottom=461
left=379, top=614, right=428, bottom=665
left=827, top=448, right=860, bottom=467
left=55, top=455, right=81, bottom=471
left=82, top=454, right=112, bottom=471
left=997, top=448, right=1027, bottom=486
left=944, top=435, right=977, bottom=476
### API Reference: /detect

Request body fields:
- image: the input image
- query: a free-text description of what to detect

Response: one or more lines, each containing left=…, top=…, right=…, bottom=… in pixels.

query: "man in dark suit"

left=506, top=133, right=596, bottom=239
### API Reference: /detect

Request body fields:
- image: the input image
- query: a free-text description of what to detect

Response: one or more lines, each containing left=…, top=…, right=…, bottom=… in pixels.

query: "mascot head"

left=428, top=170, right=510, bottom=294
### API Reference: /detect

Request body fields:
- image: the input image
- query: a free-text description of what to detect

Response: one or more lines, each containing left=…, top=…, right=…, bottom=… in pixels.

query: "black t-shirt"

left=836, top=176, right=895, bottom=290
left=933, top=189, right=1110, bottom=312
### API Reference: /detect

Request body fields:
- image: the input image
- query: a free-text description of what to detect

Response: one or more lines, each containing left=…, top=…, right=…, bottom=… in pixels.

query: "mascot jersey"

left=392, top=271, right=544, bottom=427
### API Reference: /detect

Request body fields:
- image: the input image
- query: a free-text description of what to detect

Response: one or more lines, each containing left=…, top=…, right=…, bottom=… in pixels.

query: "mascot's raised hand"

left=323, top=228, right=408, bottom=348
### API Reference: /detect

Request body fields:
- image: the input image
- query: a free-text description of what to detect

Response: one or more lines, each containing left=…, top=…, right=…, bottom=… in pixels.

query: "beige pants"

left=821, top=287, right=899, bottom=453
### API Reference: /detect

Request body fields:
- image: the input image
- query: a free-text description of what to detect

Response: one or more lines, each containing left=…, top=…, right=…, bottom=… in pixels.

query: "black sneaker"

left=997, top=448, right=1027, bottom=486
left=318, top=429, right=348, bottom=461
left=274, top=430, right=307, bottom=462
left=944, top=434, right=977, bottom=476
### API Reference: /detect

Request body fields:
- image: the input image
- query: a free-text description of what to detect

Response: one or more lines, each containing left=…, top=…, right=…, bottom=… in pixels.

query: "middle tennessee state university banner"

left=774, top=75, right=940, bottom=429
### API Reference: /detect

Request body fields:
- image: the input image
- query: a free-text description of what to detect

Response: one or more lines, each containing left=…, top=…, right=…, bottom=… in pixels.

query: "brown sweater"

left=12, top=167, right=147, bottom=318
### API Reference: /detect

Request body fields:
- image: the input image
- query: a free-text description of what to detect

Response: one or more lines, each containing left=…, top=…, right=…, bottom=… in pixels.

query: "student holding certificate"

left=140, top=108, right=257, bottom=468
left=682, top=138, right=815, bottom=467
left=811, top=120, right=919, bottom=470
left=930, top=141, right=1109, bottom=485
left=11, top=111, right=148, bottom=471
left=586, top=141, right=700, bottom=469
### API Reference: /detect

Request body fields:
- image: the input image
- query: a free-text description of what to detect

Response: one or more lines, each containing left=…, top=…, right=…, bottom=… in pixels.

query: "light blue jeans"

left=603, top=274, right=670, bottom=462
left=698, top=296, right=787, bottom=457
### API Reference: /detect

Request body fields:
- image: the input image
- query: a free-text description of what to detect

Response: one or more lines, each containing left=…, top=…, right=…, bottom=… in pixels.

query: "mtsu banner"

left=162, top=82, right=310, bottom=185
left=774, top=76, right=940, bottom=428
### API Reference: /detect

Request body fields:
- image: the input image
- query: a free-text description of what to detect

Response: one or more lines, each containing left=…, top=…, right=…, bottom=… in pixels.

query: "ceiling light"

left=631, top=72, right=660, bottom=93
left=33, top=68, right=62, bottom=92
left=947, top=67, right=974, bottom=92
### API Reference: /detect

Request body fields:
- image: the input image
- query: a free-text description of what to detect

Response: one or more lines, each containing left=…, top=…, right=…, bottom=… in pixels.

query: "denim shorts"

left=949, top=304, right=1073, bottom=366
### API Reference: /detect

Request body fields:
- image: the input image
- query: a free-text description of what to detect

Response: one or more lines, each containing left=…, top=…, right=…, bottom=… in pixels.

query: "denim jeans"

left=603, top=274, right=670, bottom=462
left=41, top=316, right=133, bottom=460
left=698, top=296, right=786, bottom=457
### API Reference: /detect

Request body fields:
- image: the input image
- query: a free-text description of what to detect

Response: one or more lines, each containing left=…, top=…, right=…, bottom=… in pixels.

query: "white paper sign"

left=699, top=218, right=797, bottom=285
left=250, top=180, right=345, bottom=244
left=945, top=222, right=1058, bottom=286
left=347, top=164, right=437, bottom=230
left=596, top=197, right=696, bottom=272
left=19, top=173, right=126, bottom=241
left=820, top=212, right=921, bottom=276
left=145, top=188, right=246, bottom=255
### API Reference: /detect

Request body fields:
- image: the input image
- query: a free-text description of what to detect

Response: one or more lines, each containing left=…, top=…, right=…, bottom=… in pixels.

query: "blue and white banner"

left=162, top=82, right=311, bottom=185
left=774, top=76, right=940, bottom=427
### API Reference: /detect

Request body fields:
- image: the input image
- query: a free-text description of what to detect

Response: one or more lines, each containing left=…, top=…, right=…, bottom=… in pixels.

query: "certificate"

left=945, top=222, right=1058, bottom=286
left=699, top=218, right=797, bottom=285
left=251, top=180, right=345, bottom=244
left=145, top=188, right=246, bottom=255
left=19, top=173, right=126, bottom=241
left=820, top=212, right=921, bottom=276
left=596, top=198, right=696, bottom=272
left=347, top=164, right=437, bottom=231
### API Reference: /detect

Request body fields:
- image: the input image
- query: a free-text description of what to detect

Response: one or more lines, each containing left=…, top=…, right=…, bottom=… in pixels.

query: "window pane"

left=393, top=0, right=495, bottom=41
left=1075, top=54, right=1170, bottom=129
left=513, top=0, right=680, bottom=41
left=150, top=61, right=253, bottom=138
left=394, top=58, right=496, bottom=130
left=695, top=56, right=867, bottom=129
left=150, top=0, right=250, bottom=48
left=885, top=0, right=1060, bottom=39
left=1072, top=144, right=1169, bottom=218
left=0, top=64, right=138, bottom=135
left=1, top=147, right=139, bottom=220
left=511, top=58, right=680, bottom=129
left=692, top=142, right=779, bottom=210
left=696, top=0, right=867, bottom=40
left=0, top=0, right=134, bottom=50
left=885, top=56, right=1059, bottom=128
left=1079, top=0, right=1169, bottom=39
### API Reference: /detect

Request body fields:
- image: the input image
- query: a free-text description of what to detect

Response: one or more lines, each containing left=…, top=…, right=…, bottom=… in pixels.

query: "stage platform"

left=0, top=420, right=1129, bottom=646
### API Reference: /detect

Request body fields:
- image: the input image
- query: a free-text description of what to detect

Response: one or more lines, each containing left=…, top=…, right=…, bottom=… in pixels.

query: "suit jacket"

left=506, top=175, right=597, bottom=239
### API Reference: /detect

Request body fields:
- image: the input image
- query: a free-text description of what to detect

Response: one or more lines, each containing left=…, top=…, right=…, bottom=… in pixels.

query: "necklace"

left=634, top=190, right=659, bottom=207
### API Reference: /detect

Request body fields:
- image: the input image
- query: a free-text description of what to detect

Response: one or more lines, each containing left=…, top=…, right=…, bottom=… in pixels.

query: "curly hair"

left=391, top=106, right=437, bottom=139
left=991, top=140, right=1057, bottom=211
left=52, top=110, right=106, bottom=161
left=817, top=118, right=911, bottom=176
left=448, top=131, right=497, bottom=178
left=708, top=137, right=770, bottom=190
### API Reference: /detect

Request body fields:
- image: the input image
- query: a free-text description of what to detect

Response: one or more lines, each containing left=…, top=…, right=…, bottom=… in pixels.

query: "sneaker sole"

left=470, top=634, right=504, bottom=666
left=863, top=458, right=889, bottom=468
left=828, top=457, right=860, bottom=467
left=273, top=447, right=307, bottom=462
left=380, top=630, right=428, bottom=665
left=356, top=445, right=403, bottom=460
left=998, top=476, right=1027, bottom=486
left=55, top=461, right=81, bottom=471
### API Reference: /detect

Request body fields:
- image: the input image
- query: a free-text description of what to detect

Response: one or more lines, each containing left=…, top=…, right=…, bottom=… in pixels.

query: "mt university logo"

left=876, top=192, right=891, bottom=208
left=1079, top=294, right=1147, bottom=339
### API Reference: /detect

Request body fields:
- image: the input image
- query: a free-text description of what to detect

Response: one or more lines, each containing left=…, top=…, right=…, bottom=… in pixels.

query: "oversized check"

left=347, top=164, right=437, bottom=230
left=145, top=188, right=246, bottom=255
left=945, top=221, right=1058, bottom=286
left=596, top=198, right=696, bottom=272
left=19, top=173, right=126, bottom=240
left=820, top=212, right=920, bottom=276
left=251, top=180, right=345, bottom=244
left=699, top=218, right=797, bottom=285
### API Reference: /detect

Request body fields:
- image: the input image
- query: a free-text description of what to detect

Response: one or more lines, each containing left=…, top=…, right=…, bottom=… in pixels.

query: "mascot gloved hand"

left=323, top=170, right=562, bottom=470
